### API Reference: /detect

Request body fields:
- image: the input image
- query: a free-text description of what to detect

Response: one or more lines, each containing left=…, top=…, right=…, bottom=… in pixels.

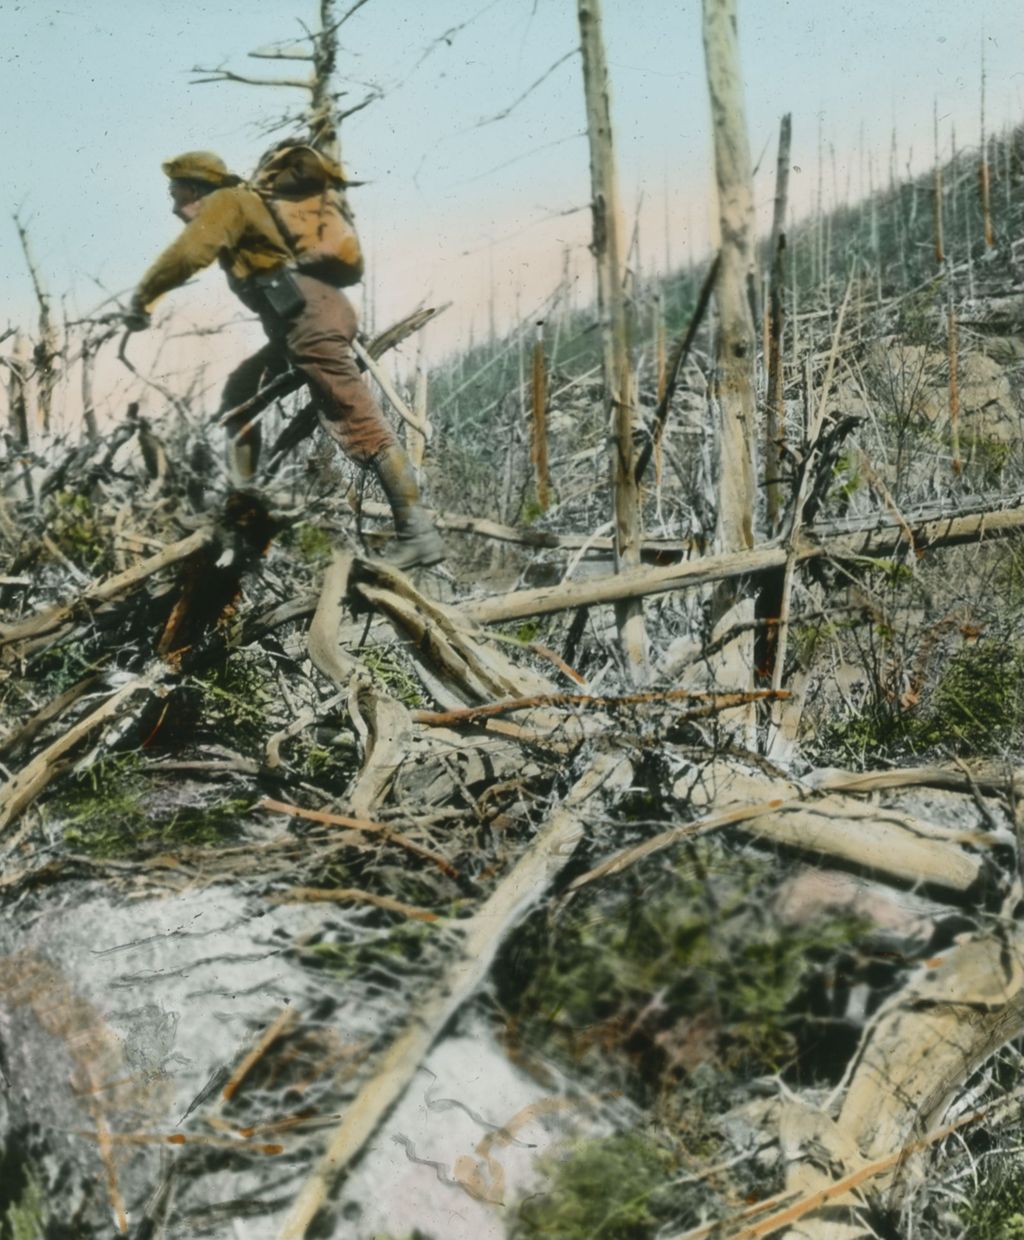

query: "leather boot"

left=371, top=443, right=445, bottom=569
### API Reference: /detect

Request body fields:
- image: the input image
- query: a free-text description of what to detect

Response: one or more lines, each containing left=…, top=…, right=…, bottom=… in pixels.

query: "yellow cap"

left=161, top=151, right=240, bottom=186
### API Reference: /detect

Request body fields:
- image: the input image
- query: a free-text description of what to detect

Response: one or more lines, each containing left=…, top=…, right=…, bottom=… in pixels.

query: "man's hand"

left=122, top=297, right=151, bottom=333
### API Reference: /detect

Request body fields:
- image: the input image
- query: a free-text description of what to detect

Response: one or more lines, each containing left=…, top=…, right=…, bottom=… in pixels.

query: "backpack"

left=252, top=142, right=365, bottom=288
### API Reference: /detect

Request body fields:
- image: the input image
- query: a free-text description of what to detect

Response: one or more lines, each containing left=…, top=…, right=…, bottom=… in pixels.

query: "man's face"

left=169, top=180, right=204, bottom=221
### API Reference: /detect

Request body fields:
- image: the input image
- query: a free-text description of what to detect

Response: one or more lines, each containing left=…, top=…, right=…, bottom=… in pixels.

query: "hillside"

left=2, top=24, right=1024, bottom=1240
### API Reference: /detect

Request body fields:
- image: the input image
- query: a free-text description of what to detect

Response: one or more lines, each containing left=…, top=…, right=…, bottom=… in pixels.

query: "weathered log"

left=464, top=504, right=1024, bottom=625
left=778, top=928, right=1024, bottom=1239
left=306, top=551, right=365, bottom=688
left=277, top=750, right=632, bottom=1239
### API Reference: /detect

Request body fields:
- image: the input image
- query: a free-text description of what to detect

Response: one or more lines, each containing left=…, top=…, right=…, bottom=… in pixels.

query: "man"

left=126, top=150, right=444, bottom=570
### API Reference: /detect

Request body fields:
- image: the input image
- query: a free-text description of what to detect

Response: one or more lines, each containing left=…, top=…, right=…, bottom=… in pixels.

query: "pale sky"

left=2, top=0, right=1022, bottom=388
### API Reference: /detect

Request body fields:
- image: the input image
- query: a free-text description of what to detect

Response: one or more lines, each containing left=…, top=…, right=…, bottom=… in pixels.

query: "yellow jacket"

left=134, top=186, right=292, bottom=310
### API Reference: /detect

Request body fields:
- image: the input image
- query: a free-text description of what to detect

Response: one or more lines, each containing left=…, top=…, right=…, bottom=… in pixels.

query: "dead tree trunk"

left=765, top=113, right=791, bottom=535
left=701, top=0, right=759, bottom=730
left=13, top=215, right=59, bottom=436
left=7, top=332, right=31, bottom=453
left=578, top=0, right=650, bottom=684
left=531, top=321, right=550, bottom=511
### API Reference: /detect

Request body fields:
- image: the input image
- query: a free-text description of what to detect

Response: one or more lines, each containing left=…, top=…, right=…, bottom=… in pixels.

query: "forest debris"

left=567, top=796, right=794, bottom=892
left=357, top=558, right=554, bottom=704
left=463, top=503, right=1024, bottom=624
left=222, top=1005, right=299, bottom=1104
left=0, top=528, right=210, bottom=653
left=347, top=683, right=412, bottom=816
left=306, top=550, right=365, bottom=688
left=267, top=886, right=440, bottom=922
left=0, top=671, right=103, bottom=761
left=277, top=750, right=632, bottom=1239
left=0, top=672, right=162, bottom=834
left=670, top=1087, right=1024, bottom=1239
left=412, top=687, right=787, bottom=728
left=258, top=797, right=459, bottom=878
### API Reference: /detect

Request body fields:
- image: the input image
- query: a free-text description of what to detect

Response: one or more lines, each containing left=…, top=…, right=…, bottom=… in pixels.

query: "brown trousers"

left=224, top=273, right=396, bottom=467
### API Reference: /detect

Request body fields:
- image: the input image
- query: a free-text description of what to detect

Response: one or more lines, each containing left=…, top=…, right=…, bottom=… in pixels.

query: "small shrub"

left=192, top=652, right=277, bottom=753
left=496, top=848, right=867, bottom=1100
left=510, top=1133, right=673, bottom=1240
left=47, top=491, right=110, bottom=573
left=920, top=639, right=1024, bottom=752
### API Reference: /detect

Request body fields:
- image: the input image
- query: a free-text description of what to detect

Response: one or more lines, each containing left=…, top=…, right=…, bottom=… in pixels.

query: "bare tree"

left=13, top=213, right=60, bottom=434
left=577, top=0, right=650, bottom=685
left=192, top=0, right=381, bottom=158
left=701, top=0, right=759, bottom=734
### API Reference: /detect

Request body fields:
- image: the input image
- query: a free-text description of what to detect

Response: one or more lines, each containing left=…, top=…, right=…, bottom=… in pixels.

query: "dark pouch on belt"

left=255, top=268, right=306, bottom=318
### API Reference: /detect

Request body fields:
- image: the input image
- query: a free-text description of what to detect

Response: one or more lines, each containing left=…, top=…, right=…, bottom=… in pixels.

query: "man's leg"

left=283, top=277, right=444, bottom=568
left=218, top=343, right=282, bottom=486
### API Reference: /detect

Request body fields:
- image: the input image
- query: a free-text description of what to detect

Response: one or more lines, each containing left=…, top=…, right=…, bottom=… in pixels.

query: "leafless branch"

left=337, top=88, right=382, bottom=121
left=325, top=0, right=374, bottom=37
left=473, top=47, right=578, bottom=128
left=190, top=65, right=312, bottom=90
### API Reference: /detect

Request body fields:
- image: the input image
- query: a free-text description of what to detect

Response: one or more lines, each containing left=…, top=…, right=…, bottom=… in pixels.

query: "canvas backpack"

left=252, top=142, right=364, bottom=288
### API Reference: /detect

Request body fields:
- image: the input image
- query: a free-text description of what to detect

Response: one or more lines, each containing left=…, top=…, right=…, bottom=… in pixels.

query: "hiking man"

left=125, top=149, right=444, bottom=570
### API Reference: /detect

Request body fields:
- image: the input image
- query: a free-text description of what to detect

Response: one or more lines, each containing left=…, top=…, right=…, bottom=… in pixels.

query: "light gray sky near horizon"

left=2, top=0, right=1022, bottom=373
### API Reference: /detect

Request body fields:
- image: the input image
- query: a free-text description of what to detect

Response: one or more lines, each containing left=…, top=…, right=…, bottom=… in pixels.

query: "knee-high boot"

left=370, top=444, right=445, bottom=569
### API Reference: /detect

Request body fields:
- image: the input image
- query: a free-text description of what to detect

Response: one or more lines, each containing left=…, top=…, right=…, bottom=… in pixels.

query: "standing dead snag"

left=531, top=321, right=551, bottom=511
left=191, top=0, right=379, bottom=162
left=764, top=113, right=791, bottom=536
left=577, top=0, right=650, bottom=685
left=701, top=0, right=759, bottom=733
left=13, top=214, right=60, bottom=435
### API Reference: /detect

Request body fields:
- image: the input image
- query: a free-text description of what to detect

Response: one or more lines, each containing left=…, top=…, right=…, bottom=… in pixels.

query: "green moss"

left=55, top=755, right=249, bottom=858
left=290, top=522, right=334, bottom=565
left=498, top=849, right=866, bottom=1097
left=4, top=1165, right=45, bottom=1240
left=46, top=491, right=110, bottom=574
left=961, top=1160, right=1024, bottom=1239
left=511, top=1133, right=675, bottom=1240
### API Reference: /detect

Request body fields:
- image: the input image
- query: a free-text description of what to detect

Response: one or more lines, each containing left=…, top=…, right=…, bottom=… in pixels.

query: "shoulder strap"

left=253, top=189, right=298, bottom=258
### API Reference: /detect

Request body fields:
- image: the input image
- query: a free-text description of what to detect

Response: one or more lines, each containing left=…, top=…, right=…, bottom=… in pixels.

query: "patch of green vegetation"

left=288, top=732, right=359, bottom=785
left=357, top=644, right=424, bottom=708
left=511, top=1133, right=677, bottom=1240
left=46, top=490, right=110, bottom=574
left=192, top=651, right=277, bottom=753
left=3, top=1163, right=46, bottom=1240
left=497, top=848, right=867, bottom=1101
left=28, top=635, right=105, bottom=697
left=921, top=639, right=1024, bottom=752
left=960, top=1160, right=1024, bottom=1239
left=823, top=637, right=1024, bottom=763
left=55, top=754, right=249, bottom=858
left=289, top=521, right=334, bottom=565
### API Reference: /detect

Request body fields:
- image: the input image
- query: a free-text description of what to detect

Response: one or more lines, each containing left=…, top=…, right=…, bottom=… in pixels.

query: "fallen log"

left=463, top=504, right=1024, bottom=624
left=776, top=928, right=1024, bottom=1239
left=277, top=750, right=632, bottom=1239
left=669, top=1084, right=1024, bottom=1240
left=0, top=529, right=210, bottom=651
